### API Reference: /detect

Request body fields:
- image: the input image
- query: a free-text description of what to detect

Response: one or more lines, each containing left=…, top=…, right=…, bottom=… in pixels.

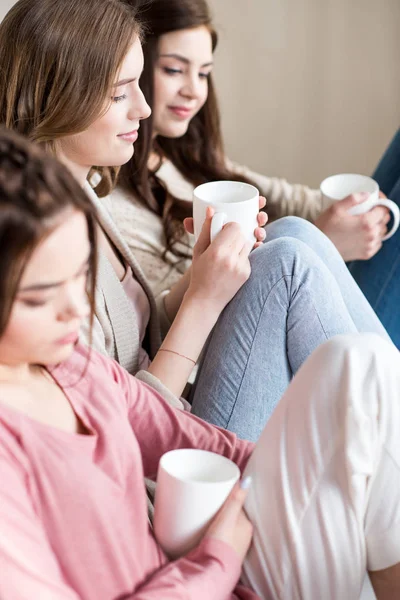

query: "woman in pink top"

left=0, top=129, right=399, bottom=600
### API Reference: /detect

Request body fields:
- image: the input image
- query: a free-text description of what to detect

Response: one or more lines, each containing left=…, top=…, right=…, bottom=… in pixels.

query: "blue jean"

left=190, top=217, right=390, bottom=441
left=348, top=128, right=400, bottom=348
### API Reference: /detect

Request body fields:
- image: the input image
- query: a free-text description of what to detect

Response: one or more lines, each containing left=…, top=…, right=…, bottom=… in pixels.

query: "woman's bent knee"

left=265, top=215, right=321, bottom=238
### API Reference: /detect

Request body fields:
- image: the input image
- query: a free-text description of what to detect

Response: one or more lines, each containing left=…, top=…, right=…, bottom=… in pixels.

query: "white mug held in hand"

left=320, top=174, right=400, bottom=241
left=153, top=449, right=240, bottom=559
left=193, top=180, right=260, bottom=244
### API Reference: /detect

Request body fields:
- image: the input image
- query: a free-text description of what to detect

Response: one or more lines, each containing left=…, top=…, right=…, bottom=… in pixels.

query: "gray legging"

left=190, top=217, right=390, bottom=442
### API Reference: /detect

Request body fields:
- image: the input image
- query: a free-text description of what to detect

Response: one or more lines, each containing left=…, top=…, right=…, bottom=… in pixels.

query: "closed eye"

left=21, top=298, right=50, bottom=308
left=18, top=264, right=90, bottom=308
left=163, top=67, right=183, bottom=76
left=112, top=94, right=127, bottom=103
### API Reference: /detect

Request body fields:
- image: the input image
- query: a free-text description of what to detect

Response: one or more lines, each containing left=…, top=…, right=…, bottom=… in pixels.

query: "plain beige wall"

left=1, top=0, right=399, bottom=189
left=0, top=0, right=14, bottom=19
left=209, top=0, right=400, bottom=187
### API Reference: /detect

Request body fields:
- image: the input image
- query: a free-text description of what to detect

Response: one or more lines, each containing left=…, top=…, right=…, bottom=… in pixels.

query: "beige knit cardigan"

left=82, top=182, right=183, bottom=410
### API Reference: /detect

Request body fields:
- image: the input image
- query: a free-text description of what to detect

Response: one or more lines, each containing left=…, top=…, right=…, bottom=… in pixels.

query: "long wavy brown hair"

left=0, top=0, right=142, bottom=197
left=119, top=0, right=260, bottom=260
left=0, top=127, right=98, bottom=339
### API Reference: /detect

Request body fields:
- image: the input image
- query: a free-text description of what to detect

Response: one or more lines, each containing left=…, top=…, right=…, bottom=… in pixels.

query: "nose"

left=59, top=280, right=90, bottom=322
left=128, top=86, right=151, bottom=122
left=180, top=72, right=202, bottom=100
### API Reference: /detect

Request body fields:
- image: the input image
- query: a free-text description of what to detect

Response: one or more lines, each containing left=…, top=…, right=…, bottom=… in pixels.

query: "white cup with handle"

left=193, top=180, right=260, bottom=244
left=320, top=174, right=400, bottom=241
left=153, top=448, right=240, bottom=559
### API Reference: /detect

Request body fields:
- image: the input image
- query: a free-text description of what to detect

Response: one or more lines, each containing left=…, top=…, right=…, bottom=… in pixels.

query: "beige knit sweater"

left=108, top=159, right=331, bottom=296
left=82, top=182, right=183, bottom=410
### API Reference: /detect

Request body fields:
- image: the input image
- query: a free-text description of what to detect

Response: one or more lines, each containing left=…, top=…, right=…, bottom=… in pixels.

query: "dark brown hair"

left=0, top=0, right=142, bottom=196
left=0, top=127, right=98, bottom=337
left=119, top=0, right=259, bottom=260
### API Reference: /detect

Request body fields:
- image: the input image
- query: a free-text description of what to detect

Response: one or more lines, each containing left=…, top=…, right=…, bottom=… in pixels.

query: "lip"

left=56, top=331, right=79, bottom=346
left=168, top=106, right=193, bottom=118
left=117, top=129, right=139, bottom=143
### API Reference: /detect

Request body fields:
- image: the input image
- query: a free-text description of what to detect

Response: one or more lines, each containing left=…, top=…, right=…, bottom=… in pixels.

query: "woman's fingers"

left=183, top=217, right=194, bottom=234
left=368, top=206, right=389, bottom=226
left=193, top=206, right=214, bottom=257
left=380, top=223, right=388, bottom=238
left=258, top=196, right=267, bottom=210
left=254, top=226, right=266, bottom=243
left=256, top=211, right=268, bottom=228
left=205, top=479, right=253, bottom=562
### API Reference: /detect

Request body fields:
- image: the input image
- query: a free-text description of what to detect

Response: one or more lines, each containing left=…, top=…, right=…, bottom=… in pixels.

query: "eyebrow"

left=159, top=53, right=213, bottom=68
left=19, top=256, right=91, bottom=293
left=113, top=77, right=136, bottom=88
left=113, top=65, right=145, bottom=89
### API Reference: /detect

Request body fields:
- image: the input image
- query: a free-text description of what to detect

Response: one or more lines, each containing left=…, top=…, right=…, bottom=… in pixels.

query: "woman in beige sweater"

left=0, top=0, right=389, bottom=442
left=110, top=0, right=391, bottom=300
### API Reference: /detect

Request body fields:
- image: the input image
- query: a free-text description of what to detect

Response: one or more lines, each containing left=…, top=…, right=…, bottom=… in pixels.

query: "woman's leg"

left=371, top=128, right=400, bottom=195
left=347, top=130, right=400, bottom=348
left=241, top=333, right=400, bottom=600
left=190, top=219, right=390, bottom=441
left=264, top=217, right=393, bottom=338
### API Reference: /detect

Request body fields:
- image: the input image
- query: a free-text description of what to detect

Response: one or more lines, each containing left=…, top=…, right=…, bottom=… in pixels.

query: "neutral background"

left=1, top=0, right=399, bottom=188
left=209, top=0, right=400, bottom=187
left=0, top=0, right=13, bottom=19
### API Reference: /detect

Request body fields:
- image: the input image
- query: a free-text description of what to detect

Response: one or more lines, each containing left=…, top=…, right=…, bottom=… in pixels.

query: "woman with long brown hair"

left=0, top=0, right=390, bottom=442
left=110, top=0, right=396, bottom=338
left=0, top=126, right=399, bottom=600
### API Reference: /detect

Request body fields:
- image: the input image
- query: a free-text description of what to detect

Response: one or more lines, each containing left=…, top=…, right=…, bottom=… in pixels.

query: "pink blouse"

left=0, top=345, right=258, bottom=599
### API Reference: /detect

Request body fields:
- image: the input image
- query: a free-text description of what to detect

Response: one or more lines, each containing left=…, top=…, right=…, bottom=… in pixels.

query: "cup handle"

left=210, top=212, right=227, bottom=243
left=374, top=198, right=400, bottom=241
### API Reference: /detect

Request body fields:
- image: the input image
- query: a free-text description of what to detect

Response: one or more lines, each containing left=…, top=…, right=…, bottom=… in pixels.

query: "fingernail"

left=240, top=476, right=252, bottom=490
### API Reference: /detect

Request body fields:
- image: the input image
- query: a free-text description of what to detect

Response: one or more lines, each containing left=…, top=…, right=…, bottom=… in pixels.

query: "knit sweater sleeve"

left=225, top=158, right=330, bottom=222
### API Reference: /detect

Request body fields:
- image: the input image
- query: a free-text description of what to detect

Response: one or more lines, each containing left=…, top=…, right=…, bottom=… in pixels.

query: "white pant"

left=242, top=333, right=400, bottom=599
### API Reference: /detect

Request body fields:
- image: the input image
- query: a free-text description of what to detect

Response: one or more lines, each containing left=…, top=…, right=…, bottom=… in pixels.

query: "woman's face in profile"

left=152, top=25, right=214, bottom=140
left=57, top=37, right=151, bottom=181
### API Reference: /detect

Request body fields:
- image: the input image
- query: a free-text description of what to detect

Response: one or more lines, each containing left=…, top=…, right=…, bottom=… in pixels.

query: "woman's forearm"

left=163, top=268, right=192, bottom=322
left=148, top=293, right=219, bottom=397
left=151, top=216, right=252, bottom=397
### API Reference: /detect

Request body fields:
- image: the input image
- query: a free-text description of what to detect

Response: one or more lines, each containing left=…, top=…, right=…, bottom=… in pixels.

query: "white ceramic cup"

left=153, top=449, right=240, bottom=559
left=320, top=173, right=400, bottom=241
left=193, top=180, right=260, bottom=244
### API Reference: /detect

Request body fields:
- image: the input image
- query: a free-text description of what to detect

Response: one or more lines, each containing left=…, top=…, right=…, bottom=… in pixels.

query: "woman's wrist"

left=180, top=288, right=222, bottom=326
left=148, top=289, right=221, bottom=397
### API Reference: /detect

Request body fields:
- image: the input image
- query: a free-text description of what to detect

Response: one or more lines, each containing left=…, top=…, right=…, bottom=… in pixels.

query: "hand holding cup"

left=153, top=449, right=241, bottom=559
left=316, top=174, right=399, bottom=261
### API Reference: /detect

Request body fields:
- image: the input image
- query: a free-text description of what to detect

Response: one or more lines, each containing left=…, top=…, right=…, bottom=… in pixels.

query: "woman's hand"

left=185, top=207, right=252, bottom=315
left=254, top=196, right=268, bottom=247
left=205, top=480, right=253, bottom=562
left=184, top=196, right=268, bottom=249
left=314, top=193, right=390, bottom=261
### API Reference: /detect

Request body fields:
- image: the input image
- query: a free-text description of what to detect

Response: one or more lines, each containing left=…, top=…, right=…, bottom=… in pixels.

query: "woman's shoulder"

left=156, top=159, right=195, bottom=202
left=107, top=185, right=165, bottom=242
